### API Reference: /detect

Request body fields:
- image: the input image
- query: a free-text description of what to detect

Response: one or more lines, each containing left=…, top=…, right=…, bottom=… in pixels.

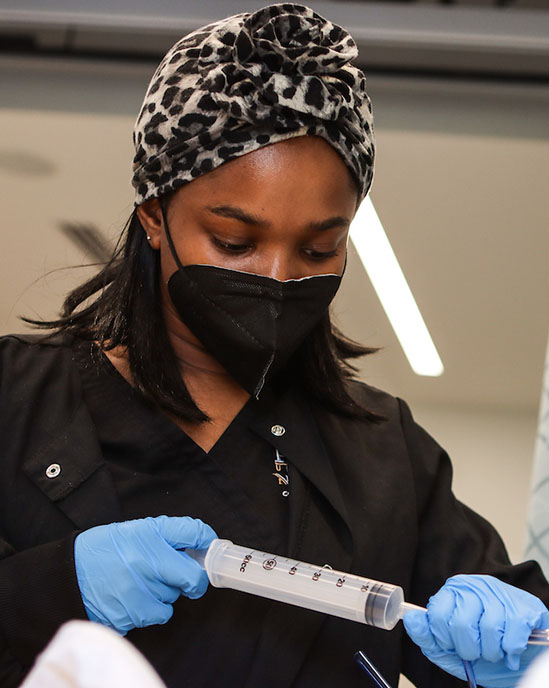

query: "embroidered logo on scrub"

left=273, top=449, right=290, bottom=497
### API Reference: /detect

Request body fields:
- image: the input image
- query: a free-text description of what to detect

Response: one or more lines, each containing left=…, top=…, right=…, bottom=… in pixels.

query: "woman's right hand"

left=74, top=515, right=217, bottom=635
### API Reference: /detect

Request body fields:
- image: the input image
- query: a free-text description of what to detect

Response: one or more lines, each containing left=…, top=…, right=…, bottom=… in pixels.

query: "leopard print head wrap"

left=132, top=3, right=374, bottom=206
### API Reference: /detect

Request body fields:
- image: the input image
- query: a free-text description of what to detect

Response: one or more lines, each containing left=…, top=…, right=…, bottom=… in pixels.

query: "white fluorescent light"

left=350, top=197, right=444, bottom=377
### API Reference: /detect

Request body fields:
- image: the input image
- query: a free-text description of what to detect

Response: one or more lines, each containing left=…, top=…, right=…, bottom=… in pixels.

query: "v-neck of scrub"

left=188, top=397, right=260, bottom=457
left=98, top=345, right=261, bottom=455
left=72, top=338, right=273, bottom=471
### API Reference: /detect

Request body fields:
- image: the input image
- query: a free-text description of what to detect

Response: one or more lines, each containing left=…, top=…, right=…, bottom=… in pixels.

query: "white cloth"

left=20, top=620, right=166, bottom=688
left=525, top=333, right=549, bottom=578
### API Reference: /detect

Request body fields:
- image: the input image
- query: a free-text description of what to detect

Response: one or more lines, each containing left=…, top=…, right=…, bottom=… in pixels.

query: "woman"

left=0, top=4, right=548, bottom=688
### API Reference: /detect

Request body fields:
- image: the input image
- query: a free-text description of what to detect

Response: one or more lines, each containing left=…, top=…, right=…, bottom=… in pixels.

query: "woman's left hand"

left=403, top=574, right=549, bottom=687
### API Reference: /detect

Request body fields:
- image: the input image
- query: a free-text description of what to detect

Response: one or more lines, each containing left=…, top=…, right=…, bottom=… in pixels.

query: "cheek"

left=330, top=249, right=348, bottom=277
left=159, top=227, right=215, bottom=276
left=326, top=236, right=349, bottom=275
left=159, top=240, right=178, bottom=284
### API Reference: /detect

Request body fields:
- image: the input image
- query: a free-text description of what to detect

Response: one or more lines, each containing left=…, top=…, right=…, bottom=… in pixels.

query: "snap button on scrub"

left=271, top=424, right=285, bottom=437
left=45, top=463, right=61, bottom=479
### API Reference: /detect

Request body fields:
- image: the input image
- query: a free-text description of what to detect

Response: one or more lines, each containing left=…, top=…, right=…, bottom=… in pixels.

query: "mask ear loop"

left=159, top=202, right=185, bottom=272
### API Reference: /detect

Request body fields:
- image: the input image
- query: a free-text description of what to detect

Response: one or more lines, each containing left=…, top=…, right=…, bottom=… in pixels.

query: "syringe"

left=188, top=539, right=549, bottom=645
left=188, top=538, right=421, bottom=630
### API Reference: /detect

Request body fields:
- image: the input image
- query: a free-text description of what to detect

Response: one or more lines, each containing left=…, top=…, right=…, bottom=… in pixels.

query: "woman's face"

left=138, top=135, right=359, bottom=283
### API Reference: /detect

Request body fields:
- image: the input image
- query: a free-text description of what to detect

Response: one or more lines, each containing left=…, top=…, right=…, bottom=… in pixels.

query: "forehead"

left=173, top=135, right=358, bottom=214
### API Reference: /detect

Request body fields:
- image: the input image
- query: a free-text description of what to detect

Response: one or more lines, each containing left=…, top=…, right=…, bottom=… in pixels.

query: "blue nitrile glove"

left=74, top=515, right=217, bottom=635
left=403, top=574, right=549, bottom=687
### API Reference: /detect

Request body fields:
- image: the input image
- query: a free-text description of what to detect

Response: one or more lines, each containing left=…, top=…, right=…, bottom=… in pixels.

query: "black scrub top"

left=3, top=333, right=548, bottom=688
left=72, top=340, right=298, bottom=686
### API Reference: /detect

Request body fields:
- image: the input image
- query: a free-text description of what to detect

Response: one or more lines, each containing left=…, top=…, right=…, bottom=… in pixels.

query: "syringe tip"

left=399, top=602, right=427, bottom=618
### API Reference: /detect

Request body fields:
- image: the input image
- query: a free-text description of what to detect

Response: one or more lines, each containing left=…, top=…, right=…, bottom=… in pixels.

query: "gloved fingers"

left=176, top=553, right=210, bottom=599
left=150, top=515, right=218, bottom=551
left=537, top=610, right=549, bottom=631
left=477, top=594, right=506, bottom=663
left=458, top=573, right=521, bottom=662
left=432, top=575, right=549, bottom=674
left=113, top=521, right=210, bottom=600
left=128, top=598, right=174, bottom=628
left=405, top=578, right=549, bottom=688
left=502, top=642, right=548, bottom=678
left=436, top=575, right=507, bottom=662
left=148, top=579, right=181, bottom=605
left=403, top=609, right=466, bottom=680
left=501, top=615, right=531, bottom=671
left=426, top=587, right=461, bottom=652
left=147, top=601, right=174, bottom=627
left=445, top=589, right=484, bottom=661
left=403, top=609, right=439, bottom=653
left=152, top=543, right=210, bottom=599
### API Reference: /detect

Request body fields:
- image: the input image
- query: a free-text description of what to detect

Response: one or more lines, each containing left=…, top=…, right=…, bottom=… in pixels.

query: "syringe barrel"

left=201, top=539, right=404, bottom=631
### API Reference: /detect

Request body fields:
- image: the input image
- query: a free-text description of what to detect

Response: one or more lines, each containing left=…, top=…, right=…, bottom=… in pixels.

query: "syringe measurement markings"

left=282, top=562, right=366, bottom=591
left=248, top=564, right=356, bottom=593
left=234, top=553, right=372, bottom=597
left=239, top=553, right=252, bottom=573
left=262, top=557, right=277, bottom=571
left=282, top=564, right=367, bottom=591
left=236, top=549, right=260, bottom=573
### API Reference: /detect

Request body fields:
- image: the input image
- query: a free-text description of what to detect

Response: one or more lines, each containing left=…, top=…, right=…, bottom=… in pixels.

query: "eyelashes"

left=303, top=248, right=339, bottom=260
left=211, top=236, right=251, bottom=254
left=210, top=235, right=340, bottom=260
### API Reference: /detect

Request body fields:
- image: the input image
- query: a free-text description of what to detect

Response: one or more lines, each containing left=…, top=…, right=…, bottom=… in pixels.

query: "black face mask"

left=161, top=208, right=342, bottom=397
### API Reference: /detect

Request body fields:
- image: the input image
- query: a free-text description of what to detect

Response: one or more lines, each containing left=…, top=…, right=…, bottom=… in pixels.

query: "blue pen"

left=355, top=650, right=477, bottom=688
left=354, top=650, right=394, bottom=688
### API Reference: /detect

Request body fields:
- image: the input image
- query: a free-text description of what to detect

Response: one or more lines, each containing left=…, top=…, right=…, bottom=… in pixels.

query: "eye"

left=303, top=247, right=339, bottom=260
left=211, top=235, right=252, bottom=254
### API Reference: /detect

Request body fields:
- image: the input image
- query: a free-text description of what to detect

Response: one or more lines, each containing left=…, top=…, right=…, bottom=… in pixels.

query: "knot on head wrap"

left=233, top=3, right=355, bottom=72
left=200, top=4, right=365, bottom=122
left=132, top=3, right=374, bottom=206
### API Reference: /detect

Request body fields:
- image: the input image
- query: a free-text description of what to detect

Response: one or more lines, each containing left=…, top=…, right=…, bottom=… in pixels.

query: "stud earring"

left=147, top=235, right=151, bottom=240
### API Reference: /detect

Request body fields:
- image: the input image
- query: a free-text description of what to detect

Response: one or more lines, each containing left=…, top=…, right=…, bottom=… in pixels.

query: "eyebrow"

left=205, top=205, right=350, bottom=232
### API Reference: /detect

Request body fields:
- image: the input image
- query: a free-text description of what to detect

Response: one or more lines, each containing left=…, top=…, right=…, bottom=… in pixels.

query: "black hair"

left=23, top=203, right=383, bottom=423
